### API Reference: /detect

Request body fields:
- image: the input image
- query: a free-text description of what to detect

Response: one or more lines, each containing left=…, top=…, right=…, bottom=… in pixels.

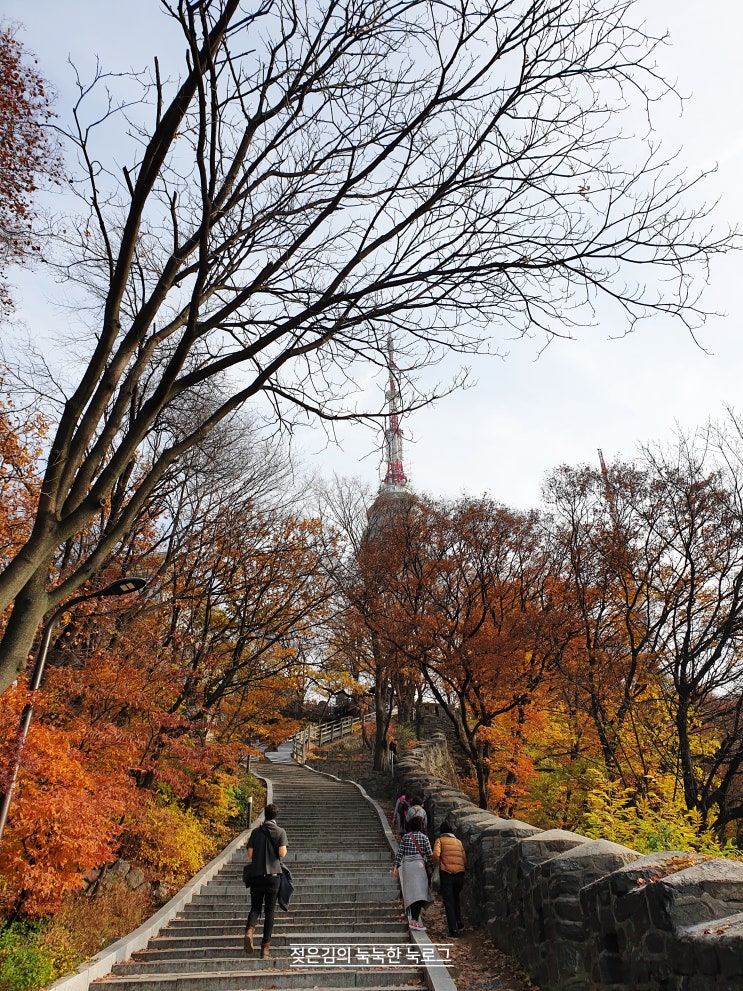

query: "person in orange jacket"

left=432, top=820, right=467, bottom=937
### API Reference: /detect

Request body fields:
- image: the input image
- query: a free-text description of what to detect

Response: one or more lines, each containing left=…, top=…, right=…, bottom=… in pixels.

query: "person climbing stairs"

left=90, top=751, right=454, bottom=991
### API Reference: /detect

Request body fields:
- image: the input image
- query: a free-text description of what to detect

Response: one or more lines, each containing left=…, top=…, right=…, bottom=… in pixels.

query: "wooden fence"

left=292, top=710, right=374, bottom=762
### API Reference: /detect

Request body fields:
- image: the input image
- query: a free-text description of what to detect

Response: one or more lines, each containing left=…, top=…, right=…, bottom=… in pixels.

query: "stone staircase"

left=91, top=750, right=444, bottom=991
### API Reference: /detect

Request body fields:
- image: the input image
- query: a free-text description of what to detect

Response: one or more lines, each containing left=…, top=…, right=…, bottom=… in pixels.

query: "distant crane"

left=597, top=447, right=615, bottom=513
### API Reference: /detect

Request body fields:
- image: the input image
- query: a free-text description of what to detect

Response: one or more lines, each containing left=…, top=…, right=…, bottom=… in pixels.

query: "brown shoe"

left=260, top=941, right=270, bottom=959
left=243, top=927, right=255, bottom=953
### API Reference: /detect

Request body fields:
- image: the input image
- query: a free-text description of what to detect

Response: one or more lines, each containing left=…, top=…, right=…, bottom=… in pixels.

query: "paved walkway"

left=91, top=746, right=454, bottom=991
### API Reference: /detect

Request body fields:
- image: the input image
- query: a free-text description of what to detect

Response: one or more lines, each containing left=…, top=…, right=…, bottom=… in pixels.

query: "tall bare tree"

left=545, top=426, right=743, bottom=834
left=0, top=0, right=734, bottom=694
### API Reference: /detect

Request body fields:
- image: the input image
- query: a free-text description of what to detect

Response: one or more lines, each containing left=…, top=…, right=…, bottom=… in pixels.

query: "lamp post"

left=0, top=576, right=147, bottom=843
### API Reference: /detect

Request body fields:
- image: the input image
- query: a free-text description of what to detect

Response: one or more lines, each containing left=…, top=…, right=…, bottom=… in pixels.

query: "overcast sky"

left=3, top=0, right=742, bottom=510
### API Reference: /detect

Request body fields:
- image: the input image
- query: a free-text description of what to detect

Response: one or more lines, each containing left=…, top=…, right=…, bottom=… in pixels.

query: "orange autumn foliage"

left=0, top=684, right=135, bottom=917
left=351, top=495, right=571, bottom=808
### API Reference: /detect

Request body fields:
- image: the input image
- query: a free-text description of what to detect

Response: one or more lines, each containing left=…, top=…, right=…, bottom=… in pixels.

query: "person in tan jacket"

left=432, top=820, right=467, bottom=937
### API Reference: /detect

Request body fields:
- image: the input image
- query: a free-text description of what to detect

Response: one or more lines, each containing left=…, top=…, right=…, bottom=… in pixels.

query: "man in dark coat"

left=244, top=803, right=288, bottom=959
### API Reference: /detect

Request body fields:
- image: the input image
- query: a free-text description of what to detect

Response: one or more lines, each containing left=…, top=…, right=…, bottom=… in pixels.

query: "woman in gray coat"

left=392, top=815, right=433, bottom=931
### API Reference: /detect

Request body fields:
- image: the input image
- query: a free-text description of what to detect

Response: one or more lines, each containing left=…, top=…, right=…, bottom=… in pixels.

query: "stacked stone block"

left=395, top=733, right=743, bottom=991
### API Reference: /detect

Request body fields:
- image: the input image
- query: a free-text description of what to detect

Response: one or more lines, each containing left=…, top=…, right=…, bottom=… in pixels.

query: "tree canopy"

left=0, top=0, right=734, bottom=696
left=0, top=25, right=61, bottom=309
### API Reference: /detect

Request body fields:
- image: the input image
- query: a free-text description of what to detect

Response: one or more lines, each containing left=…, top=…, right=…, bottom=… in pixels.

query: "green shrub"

left=0, top=923, right=54, bottom=991
left=393, top=724, right=417, bottom=749
left=232, top=773, right=267, bottom=828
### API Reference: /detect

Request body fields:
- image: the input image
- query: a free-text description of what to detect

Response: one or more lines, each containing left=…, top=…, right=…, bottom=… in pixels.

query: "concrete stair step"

left=221, top=863, right=393, bottom=871
left=159, top=919, right=407, bottom=932
left=222, top=843, right=392, bottom=868
left=190, top=892, right=398, bottom=905
left=133, top=935, right=412, bottom=960
left=169, top=913, right=403, bottom=926
left=173, top=904, right=403, bottom=916
left=173, top=905, right=402, bottom=915
left=197, top=893, right=396, bottom=901
left=168, top=915, right=404, bottom=928
left=188, top=899, right=398, bottom=912
left=212, top=883, right=393, bottom=892
left=160, top=926, right=407, bottom=937
left=113, top=957, right=423, bottom=977
left=97, top=971, right=423, bottom=990
left=170, top=912, right=399, bottom=926
left=92, top=757, right=428, bottom=991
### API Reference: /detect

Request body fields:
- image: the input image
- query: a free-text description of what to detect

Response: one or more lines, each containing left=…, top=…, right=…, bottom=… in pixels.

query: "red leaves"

left=0, top=684, right=134, bottom=917
left=0, top=27, right=62, bottom=306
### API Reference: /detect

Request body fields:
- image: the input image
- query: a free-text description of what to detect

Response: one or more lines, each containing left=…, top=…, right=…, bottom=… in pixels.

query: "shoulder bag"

left=410, top=832, right=433, bottom=880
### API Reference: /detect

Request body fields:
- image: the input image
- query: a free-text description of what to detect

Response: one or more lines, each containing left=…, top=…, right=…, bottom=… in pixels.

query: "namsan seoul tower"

left=365, top=336, right=413, bottom=538
left=380, top=334, right=410, bottom=495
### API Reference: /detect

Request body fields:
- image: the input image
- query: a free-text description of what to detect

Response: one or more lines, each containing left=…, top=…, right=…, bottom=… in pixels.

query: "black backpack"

left=242, top=824, right=272, bottom=884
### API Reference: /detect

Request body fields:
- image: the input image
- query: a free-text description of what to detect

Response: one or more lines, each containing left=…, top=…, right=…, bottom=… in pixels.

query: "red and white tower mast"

left=365, top=335, right=413, bottom=538
left=382, top=335, right=409, bottom=491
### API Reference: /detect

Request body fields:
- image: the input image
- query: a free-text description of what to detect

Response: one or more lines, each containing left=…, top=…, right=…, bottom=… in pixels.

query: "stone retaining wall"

left=396, top=733, right=743, bottom=991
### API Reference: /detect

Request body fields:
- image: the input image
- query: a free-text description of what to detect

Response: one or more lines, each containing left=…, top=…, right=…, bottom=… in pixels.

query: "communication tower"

left=381, top=335, right=410, bottom=493
left=365, top=337, right=413, bottom=538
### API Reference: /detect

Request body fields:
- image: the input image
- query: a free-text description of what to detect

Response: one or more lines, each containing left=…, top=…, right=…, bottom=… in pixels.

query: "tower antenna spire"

left=382, top=335, right=408, bottom=489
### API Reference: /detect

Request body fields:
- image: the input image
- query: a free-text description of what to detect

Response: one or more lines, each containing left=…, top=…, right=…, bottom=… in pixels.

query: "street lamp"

left=0, top=576, right=147, bottom=843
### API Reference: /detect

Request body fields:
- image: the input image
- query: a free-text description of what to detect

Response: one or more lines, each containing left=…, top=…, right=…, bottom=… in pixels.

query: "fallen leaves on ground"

left=419, top=877, right=535, bottom=991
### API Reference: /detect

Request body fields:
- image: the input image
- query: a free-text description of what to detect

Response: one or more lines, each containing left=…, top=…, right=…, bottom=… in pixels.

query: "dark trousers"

left=409, top=898, right=427, bottom=922
left=440, top=870, right=465, bottom=933
left=247, top=874, right=281, bottom=944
